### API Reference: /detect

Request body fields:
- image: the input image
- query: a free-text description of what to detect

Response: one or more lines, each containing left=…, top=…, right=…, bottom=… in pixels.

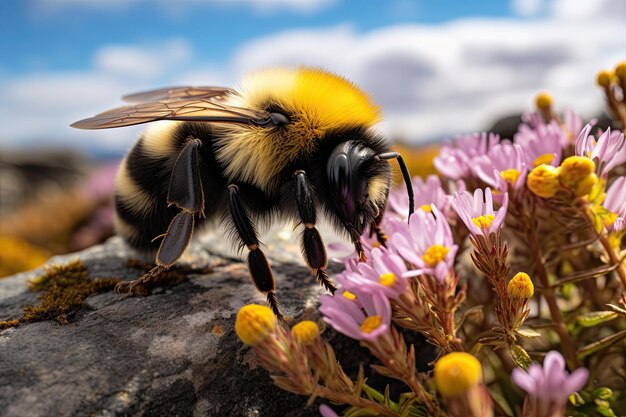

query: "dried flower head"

left=434, top=352, right=483, bottom=397
left=235, top=304, right=277, bottom=346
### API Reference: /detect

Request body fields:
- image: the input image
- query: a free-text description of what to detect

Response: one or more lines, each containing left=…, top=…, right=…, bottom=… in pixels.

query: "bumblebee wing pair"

left=70, top=86, right=272, bottom=129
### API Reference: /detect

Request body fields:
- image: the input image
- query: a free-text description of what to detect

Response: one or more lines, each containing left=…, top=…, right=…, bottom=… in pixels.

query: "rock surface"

left=0, top=231, right=347, bottom=417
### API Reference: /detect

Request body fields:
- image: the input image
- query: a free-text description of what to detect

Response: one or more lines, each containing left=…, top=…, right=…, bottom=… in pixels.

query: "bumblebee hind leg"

left=116, top=138, right=204, bottom=294
left=227, top=184, right=284, bottom=322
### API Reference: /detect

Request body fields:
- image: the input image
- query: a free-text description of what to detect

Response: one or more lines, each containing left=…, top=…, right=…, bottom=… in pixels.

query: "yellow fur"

left=368, top=177, right=390, bottom=206
left=141, top=121, right=182, bottom=159
left=218, top=67, right=381, bottom=191
left=115, top=160, right=156, bottom=214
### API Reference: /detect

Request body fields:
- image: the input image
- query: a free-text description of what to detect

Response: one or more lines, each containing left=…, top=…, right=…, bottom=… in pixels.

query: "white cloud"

left=511, top=0, right=543, bottom=17
left=93, top=39, right=192, bottom=79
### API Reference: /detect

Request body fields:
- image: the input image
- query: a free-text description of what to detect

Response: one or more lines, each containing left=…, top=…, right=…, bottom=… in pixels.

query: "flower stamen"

left=359, top=315, right=382, bottom=333
left=422, top=244, right=449, bottom=267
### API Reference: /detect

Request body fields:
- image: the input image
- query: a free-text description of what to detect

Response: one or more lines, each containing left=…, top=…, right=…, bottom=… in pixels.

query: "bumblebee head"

left=326, top=139, right=393, bottom=235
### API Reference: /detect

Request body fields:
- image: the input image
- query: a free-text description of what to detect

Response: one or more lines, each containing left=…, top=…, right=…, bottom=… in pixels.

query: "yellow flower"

left=533, top=153, right=555, bottom=167
left=379, top=272, right=396, bottom=287
left=235, top=304, right=277, bottom=345
left=535, top=92, right=553, bottom=110
left=501, top=169, right=521, bottom=185
left=615, top=61, right=626, bottom=80
left=422, top=244, right=449, bottom=267
left=343, top=290, right=356, bottom=301
left=472, top=214, right=495, bottom=230
left=434, top=352, right=483, bottom=396
left=596, top=69, right=614, bottom=87
left=560, top=156, right=595, bottom=186
left=527, top=164, right=560, bottom=198
left=574, top=173, right=598, bottom=197
left=292, top=320, right=320, bottom=345
left=360, top=315, right=382, bottom=333
left=507, top=272, right=534, bottom=299
left=420, top=204, right=433, bottom=212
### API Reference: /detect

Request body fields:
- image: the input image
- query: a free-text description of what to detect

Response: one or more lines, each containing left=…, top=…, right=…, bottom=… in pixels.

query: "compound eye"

left=270, top=112, right=289, bottom=126
left=329, top=153, right=350, bottom=202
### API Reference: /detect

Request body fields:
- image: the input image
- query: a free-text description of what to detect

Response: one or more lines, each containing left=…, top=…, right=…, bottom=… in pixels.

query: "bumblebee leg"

left=228, top=184, right=284, bottom=321
left=116, top=138, right=204, bottom=294
left=369, top=211, right=388, bottom=247
left=294, top=170, right=336, bottom=293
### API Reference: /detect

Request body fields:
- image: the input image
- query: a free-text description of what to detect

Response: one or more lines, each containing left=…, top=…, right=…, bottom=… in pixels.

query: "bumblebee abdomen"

left=114, top=122, right=227, bottom=251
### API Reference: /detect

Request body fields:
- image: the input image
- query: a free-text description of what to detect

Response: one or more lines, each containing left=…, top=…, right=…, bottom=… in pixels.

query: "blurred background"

left=1, top=0, right=625, bottom=276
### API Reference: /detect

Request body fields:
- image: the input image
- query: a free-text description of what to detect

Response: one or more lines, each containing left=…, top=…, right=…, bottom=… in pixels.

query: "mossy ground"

left=0, top=260, right=120, bottom=328
left=0, top=258, right=215, bottom=329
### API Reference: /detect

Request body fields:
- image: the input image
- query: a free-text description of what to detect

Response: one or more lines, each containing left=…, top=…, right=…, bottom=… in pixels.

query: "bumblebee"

left=72, top=67, right=414, bottom=320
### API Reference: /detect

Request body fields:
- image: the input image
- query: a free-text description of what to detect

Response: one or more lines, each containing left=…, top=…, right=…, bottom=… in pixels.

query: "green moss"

left=23, top=260, right=120, bottom=324
left=0, top=320, right=20, bottom=329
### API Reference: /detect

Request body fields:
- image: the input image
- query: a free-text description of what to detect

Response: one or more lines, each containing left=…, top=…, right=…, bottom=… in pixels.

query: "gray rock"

left=0, top=233, right=346, bottom=417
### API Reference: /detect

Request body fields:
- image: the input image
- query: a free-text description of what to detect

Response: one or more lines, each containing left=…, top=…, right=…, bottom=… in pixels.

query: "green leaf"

left=515, top=327, right=542, bottom=338
left=509, top=344, right=532, bottom=369
left=606, top=304, right=626, bottom=315
left=577, top=329, right=626, bottom=359
left=577, top=311, right=618, bottom=327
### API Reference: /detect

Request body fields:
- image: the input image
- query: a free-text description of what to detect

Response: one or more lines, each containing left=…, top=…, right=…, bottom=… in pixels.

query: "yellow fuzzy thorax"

left=218, top=67, right=382, bottom=191
left=239, top=67, right=381, bottom=130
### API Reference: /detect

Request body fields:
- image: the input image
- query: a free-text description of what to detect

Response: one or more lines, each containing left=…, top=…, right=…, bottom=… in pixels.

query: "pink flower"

left=387, top=175, right=452, bottom=218
left=514, top=119, right=564, bottom=168
left=576, top=125, right=626, bottom=178
left=319, top=287, right=391, bottom=342
left=452, top=188, right=508, bottom=237
left=319, top=404, right=339, bottom=417
left=336, top=247, right=408, bottom=299
left=434, top=132, right=500, bottom=180
left=388, top=206, right=458, bottom=284
left=512, top=351, right=588, bottom=417
left=474, top=142, right=528, bottom=192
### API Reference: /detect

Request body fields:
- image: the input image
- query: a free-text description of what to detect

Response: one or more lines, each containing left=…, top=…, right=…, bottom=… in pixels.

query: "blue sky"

left=3, top=0, right=514, bottom=76
left=1, top=0, right=624, bottom=154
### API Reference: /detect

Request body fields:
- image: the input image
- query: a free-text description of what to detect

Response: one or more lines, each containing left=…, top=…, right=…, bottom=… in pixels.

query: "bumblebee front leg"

left=116, top=138, right=204, bottom=294
left=294, top=170, right=336, bottom=293
left=227, top=184, right=284, bottom=321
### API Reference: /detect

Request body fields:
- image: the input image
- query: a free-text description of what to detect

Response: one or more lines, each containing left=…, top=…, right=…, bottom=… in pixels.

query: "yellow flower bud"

left=292, top=320, right=320, bottom=345
left=507, top=272, right=534, bottom=299
left=434, top=352, right=483, bottom=397
left=527, top=165, right=560, bottom=198
left=574, top=173, right=598, bottom=197
left=560, top=156, right=596, bottom=187
left=535, top=92, right=553, bottom=110
left=235, top=304, right=277, bottom=346
left=596, top=70, right=614, bottom=87
left=615, top=61, right=626, bottom=80
left=533, top=153, right=555, bottom=167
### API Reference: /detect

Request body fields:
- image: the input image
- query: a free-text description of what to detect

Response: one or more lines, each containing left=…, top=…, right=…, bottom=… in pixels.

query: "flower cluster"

left=235, top=60, right=626, bottom=417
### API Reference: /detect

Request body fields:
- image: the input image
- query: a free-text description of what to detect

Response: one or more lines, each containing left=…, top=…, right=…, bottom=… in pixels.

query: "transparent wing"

left=71, top=86, right=271, bottom=130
